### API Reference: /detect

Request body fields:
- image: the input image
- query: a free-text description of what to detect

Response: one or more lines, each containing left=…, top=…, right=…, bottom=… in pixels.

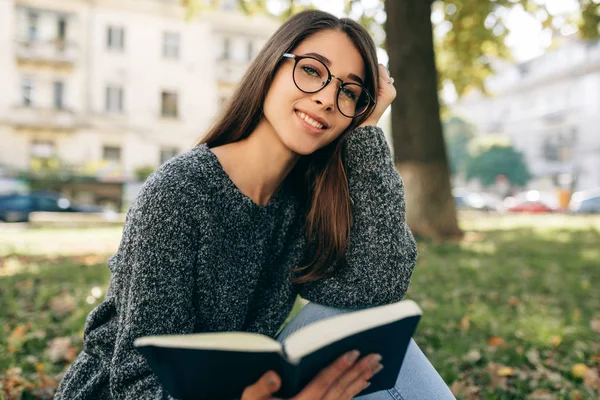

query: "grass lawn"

left=0, top=213, right=599, bottom=399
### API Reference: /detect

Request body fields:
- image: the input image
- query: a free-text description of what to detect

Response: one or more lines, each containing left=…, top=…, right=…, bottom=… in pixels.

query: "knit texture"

left=54, top=125, right=417, bottom=400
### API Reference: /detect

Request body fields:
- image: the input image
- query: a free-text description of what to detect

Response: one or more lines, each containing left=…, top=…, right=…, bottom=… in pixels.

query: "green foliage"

left=194, top=0, right=600, bottom=98
left=465, top=139, right=531, bottom=187
left=134, top=165, right=156, bottom=182
left=578, top=0, right=600, bottom=40
left=443, top=116, right=476, bottom=175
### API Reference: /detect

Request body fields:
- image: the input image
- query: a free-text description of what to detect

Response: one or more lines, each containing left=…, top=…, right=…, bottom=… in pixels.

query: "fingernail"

left=364, top=381, right=371, bottom=389
left=368, top=354, right=382, bottom=368
left=266, top=372, right=278, bottom=387
left=373, top=363, right=384, bottom=375
left=345, top=350, right=360, bottom=363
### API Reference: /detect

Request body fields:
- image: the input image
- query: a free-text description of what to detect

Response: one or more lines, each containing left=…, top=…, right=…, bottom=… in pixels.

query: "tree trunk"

left=384, top=0, right=462, bottom=239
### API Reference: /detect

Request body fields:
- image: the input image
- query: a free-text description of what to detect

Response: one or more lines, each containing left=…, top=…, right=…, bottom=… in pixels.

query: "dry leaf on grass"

left=583, top=367, right=600, bottom=389
left=571, top=363, right=589, bottom=378
left=459, top=315, right=470, bottom=332
left=8, top=324, right=30, bottom=353
left=45, top=337, right=78, bottom=363
left=49, top=292, right=76, bottom=318
left=527, top=389, right=555, bottom=400
left=463, top=349, right=482, bottom=363
left=497, top=366, right=515, bottom=377
left=591, top=319, right=600, bottom=333
left=488, top=336, right=505, bottom=347
left=450, top=380, right=480, bottom=398
left=486, top=363, right=511, bottom=390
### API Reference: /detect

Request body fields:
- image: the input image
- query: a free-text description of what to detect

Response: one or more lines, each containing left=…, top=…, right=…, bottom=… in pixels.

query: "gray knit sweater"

left=54, top=125, right=417, bottom=400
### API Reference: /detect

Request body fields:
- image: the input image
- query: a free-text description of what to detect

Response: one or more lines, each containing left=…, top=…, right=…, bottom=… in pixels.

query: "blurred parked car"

left=504, top=190, right=556, bottom=213
left=453, top=189, right=505, bottom=212
left=506, top=200, right=554, bottom=213
left=569, top=187, right=600, bottom=214
left=0, top=193, right=107, bottom=222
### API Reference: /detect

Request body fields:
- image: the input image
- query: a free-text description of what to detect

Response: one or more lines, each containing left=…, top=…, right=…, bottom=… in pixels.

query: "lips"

left=295, top=109, right=329, bottom=130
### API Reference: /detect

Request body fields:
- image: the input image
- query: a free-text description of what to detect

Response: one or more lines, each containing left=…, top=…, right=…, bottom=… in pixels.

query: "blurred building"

left=451, top=37, right=600, bottom=192
left=0, top=0, right=279, bottom=207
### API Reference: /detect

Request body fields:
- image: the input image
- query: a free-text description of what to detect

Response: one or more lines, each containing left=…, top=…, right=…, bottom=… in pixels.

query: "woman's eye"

left=301, top=65, right=321, bottom=77
left=340, top=87, right=357, bottom=100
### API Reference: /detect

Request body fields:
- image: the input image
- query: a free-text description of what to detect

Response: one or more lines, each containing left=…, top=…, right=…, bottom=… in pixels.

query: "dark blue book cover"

left=135, top=300, right=421, bottom=400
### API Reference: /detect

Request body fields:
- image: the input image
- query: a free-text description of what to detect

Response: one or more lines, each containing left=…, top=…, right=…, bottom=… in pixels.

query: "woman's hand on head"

left=240, top=350, right=383, bottom=400
left=359, top=63, right=397, bottom=128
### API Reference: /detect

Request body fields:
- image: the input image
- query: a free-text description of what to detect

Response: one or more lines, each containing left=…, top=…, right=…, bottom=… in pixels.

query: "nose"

left=310, top=80, right=338, bottom=112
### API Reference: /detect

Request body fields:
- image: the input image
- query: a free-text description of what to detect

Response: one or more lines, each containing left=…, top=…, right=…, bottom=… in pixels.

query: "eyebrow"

left=302, top=52, right=365, bottom=86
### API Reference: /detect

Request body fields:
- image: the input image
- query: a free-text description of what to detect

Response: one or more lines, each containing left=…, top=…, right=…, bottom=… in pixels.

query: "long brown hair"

left=199, top=10, right=379, bottom=283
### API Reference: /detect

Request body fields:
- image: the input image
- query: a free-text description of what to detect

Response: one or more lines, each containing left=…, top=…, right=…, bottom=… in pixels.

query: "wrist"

left=358, top=119, right=379, bottom=128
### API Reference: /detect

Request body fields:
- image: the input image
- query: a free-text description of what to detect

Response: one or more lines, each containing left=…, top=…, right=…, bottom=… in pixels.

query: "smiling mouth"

left=295, top=110, right=328, bottom=130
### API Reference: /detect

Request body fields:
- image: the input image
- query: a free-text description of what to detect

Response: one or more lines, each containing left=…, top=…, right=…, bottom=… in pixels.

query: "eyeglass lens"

left=293, top=57, right=370, bottom=117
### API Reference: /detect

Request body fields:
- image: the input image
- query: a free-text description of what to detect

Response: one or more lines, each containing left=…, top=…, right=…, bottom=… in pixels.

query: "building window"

left=105, top=86, right=124, bottom=113
left=160, top=147, right=179, bottom=164
left=31, top=140, right=56, bottom=159
left=53, top=81, right=64, bottom=109
left=21, top=78, right=34, bottom=107
left=163, top=32, right=180, bottom=59
left=27, top=11, right=38, bottom=42
left=247, top=40, right=254, bottom=61
left=57, top=17, right=67, bottom=41
left=102, top=146, right=121, bottom=162
left=107, top=26, right=125, bottom=51
left=222, top=37, right=230, bottom=60
left=161, top=91, right=178, bottom=118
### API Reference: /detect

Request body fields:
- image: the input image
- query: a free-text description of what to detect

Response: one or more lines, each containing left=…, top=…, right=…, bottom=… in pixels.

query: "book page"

left=134, top=332, right=284, bottom=353
left=283, top=300, right=422, bottom=363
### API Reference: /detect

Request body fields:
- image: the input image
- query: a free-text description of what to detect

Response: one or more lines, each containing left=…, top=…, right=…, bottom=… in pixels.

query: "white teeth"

left=297, top=111, right=324, bottom=129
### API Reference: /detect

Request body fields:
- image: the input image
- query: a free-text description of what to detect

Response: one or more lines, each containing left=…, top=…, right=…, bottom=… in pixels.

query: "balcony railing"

left=14, top=39, right=78, bottom=65
left=8, top=106, right=82, bottom=131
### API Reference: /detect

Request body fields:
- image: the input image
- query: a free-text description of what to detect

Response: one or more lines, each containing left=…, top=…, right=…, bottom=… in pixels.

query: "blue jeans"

left=276, top=302, right=456, bottom=400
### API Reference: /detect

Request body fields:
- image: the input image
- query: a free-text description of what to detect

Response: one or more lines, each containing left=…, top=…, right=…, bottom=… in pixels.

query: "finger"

left=296, top=350, right=360, bottom=399
left=343, top=368, right=378, bottom=398
left=322, top=354, right=383, bottom=400
left=241, top=371, right=281, bottom=400
left=378, top=63, right=390, bottom=79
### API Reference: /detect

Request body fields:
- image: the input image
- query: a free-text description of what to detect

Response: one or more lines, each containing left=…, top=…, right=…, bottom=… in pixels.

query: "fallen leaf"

left=450, top=380, right=480, bottom=397
left=486, top=363, right=510, bottom=390
left=526, top=349, right=541, bottom=365
left=459, top=315, right=470, bottom=332
left=507, top=296, right=521, bottom=306
left=550, top=335, right=562, bottom=347
left=7, top=324, right=30, bottom=353
left=591, top=319, right=600, bottom=333
left=497, top=366, right=515, bottom=377
left=49, top=292, right=76, bottom=318
left=528, top=389, right=554, bottom=399
left=488, top=336, right=505, bottom=347
left=463, top=349, right=481, bottom=363
left=572, top=363, right=589, bottom=378
left=583, top=367, right=600, bottom=389
left=45, top=337, right=78, bottom=363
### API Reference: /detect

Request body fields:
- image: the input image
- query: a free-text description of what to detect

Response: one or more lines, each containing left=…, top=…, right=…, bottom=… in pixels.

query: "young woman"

left=55, top=10, right=455, bottom=400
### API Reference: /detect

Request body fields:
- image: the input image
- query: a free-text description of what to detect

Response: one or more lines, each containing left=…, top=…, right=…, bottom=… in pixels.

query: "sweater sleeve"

left=297, top=125, right=417, bottom=308
left=109, top=169, right=201, bottom=400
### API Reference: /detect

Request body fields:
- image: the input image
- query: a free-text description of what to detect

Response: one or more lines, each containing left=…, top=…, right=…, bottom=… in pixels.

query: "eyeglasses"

left=282, top=53, right=375, bottom=118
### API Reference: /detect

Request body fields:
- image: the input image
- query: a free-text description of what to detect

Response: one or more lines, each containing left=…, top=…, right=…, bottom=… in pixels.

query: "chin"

left=279, top=134, right=322, bottom=156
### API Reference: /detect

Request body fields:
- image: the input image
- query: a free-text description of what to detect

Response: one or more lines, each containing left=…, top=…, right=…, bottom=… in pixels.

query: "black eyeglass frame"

left=282, top=53, right=376, bottom=118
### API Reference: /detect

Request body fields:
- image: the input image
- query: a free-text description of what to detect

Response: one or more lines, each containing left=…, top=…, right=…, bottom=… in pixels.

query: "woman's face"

left=262, top=30, right=366, bottom=156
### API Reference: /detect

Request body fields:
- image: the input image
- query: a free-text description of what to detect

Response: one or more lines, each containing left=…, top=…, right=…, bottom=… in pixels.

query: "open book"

left=134, top=299, right=422, bottom=400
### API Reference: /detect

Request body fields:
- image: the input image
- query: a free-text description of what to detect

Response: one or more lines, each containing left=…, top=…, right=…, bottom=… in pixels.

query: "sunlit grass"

left=0, top=213, right=599, bottom=399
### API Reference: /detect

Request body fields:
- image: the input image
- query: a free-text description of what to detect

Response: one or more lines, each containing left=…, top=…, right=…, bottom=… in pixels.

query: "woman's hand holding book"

left=241, top=350, right=384, bottom=400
